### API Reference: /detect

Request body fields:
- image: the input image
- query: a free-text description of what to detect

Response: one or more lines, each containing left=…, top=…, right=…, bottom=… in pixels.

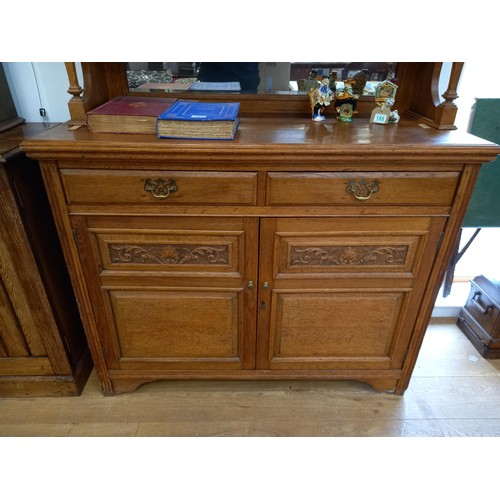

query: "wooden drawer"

left=60, top=169, right=258, bottom=205
left=266, top=172, right=460, bottom=206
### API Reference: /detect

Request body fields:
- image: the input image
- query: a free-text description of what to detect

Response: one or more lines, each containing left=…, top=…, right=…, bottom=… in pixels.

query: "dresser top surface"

left=1, top=122, right=59, bottom=161
left=21, top=117, right=500, bottom=164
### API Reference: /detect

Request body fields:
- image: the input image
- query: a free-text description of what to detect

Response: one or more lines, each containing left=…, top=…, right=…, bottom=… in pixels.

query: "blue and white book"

left=189, top=81, right=241, bottom=92
left=156, top=100, right=240, bottom=140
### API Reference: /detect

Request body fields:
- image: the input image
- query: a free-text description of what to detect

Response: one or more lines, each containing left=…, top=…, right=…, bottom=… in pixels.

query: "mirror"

left=66, top=62, right=460, bottom=129
left=126, top=62, right=396, bottom=96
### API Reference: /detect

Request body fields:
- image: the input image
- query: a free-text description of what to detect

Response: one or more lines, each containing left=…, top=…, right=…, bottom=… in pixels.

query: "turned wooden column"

left=64, top=62, right=129, bottom=127
left=64, top=62, right=89, bottom=126
left=435, top=62, right=464, bottom=129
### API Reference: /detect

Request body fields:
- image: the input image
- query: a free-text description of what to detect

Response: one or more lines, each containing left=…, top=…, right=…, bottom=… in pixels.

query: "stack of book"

left=156, top=100, right=240, bottom=140
left=86, top=96, right=177, bottom=134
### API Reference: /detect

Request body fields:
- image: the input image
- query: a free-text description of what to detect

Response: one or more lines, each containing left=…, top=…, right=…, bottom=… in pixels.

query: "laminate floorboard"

left=1, top=320, right=499, bottom=437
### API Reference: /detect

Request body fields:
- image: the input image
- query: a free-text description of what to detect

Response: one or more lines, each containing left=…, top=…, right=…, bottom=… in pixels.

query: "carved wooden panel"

left=109, top=243, right=230, bottom=266
left=269, top=217, right=439, bottom=278
left=94, top=231, right=242, bottom=275
left=289, top=244, right=409, bottom=267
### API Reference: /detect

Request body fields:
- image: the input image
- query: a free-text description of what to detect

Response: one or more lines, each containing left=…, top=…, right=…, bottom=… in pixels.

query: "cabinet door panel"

left=268, top=289, right=408, bottom=369
left=111, top=290, right=241, bottom=359
left=257, top=217, right=445, bottom=370
left=73, top=216, right=258, bottom=371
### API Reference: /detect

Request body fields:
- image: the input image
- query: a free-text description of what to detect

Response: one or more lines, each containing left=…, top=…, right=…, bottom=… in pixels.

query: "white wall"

left=455, top=61, right=500, bottom=129
left=3, top=62, right=82, bottom=123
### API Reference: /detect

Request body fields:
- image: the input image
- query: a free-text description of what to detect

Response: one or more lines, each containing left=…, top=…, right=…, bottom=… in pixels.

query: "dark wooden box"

left=457, top=275, right=500, bottom=358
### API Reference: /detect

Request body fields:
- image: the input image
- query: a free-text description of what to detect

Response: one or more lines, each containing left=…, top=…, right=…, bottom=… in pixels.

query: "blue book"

left=156, top=100, right=240, bottom=140
left=188, top=81, right=241, bottom=92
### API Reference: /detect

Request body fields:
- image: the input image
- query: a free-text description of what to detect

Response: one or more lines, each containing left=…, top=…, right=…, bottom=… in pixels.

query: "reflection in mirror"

left=126, top=62, right=396, bottom=96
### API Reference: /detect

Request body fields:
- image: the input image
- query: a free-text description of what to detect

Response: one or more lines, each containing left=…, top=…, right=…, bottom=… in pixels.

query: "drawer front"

left=266, top=172, right=460, bottom=206
left=60, top=169, right=258, bottom=205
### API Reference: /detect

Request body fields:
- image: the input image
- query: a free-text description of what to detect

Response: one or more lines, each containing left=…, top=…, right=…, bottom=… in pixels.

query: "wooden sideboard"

left=21, top=116, right=500, bottom=395
left=1, top=123, right=92, bottom=396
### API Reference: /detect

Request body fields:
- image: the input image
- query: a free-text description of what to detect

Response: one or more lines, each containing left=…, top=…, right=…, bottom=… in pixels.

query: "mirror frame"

left=64, top=62, right=463, bottom=129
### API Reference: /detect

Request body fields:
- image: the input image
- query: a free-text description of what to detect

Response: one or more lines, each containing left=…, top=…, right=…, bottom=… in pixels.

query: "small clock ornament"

left=374, top=79, right=398, bottom=106
left=370, top=79, right=399, bottom=125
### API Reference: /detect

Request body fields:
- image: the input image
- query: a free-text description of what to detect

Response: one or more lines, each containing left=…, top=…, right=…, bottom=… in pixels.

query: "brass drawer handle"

left=346, top=179, right=379, bottom=200
left=472, top=292, right=494, bottom=315
left=144, top=178, right=178, bottom=199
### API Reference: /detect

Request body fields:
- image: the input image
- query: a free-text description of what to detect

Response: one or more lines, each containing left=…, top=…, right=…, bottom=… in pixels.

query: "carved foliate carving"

left=290, top=245, right=408, bottom=266
left=109, top=244, right=229, bottom=265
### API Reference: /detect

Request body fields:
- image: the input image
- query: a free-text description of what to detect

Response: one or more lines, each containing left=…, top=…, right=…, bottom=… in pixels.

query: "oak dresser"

left=21, top=113, right=500, bottom=395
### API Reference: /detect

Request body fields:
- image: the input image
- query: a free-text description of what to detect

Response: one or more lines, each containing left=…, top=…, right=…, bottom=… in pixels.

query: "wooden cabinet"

left=0, top=123, right=92, bottom=396
left=22, top=117, right=500, bottom=395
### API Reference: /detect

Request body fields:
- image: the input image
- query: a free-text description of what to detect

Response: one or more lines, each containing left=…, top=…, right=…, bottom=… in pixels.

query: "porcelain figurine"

left=328, top=70, right=338, bottom=93
left=334, top=80, right=359, bottom=122
left=304, top=69, right=320, bottom=94
left=389, top=109, right=400, bottom=123
left=308, top=76, right=334, bottom=121
left=351, top=69, right=369, bottom=96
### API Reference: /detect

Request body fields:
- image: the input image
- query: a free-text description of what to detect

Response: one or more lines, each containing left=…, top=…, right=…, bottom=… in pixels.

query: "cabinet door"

left=256, top=217, right=446, bottom=371
left=72, top=216, right=258, bottom=371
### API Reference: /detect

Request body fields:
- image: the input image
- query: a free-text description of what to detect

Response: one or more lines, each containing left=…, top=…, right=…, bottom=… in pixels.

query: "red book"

left=85, top=96, right=177, bottom=134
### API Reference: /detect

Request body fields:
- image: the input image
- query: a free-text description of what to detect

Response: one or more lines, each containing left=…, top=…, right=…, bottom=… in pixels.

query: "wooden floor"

left=1, top=319, right=500, bottom=437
